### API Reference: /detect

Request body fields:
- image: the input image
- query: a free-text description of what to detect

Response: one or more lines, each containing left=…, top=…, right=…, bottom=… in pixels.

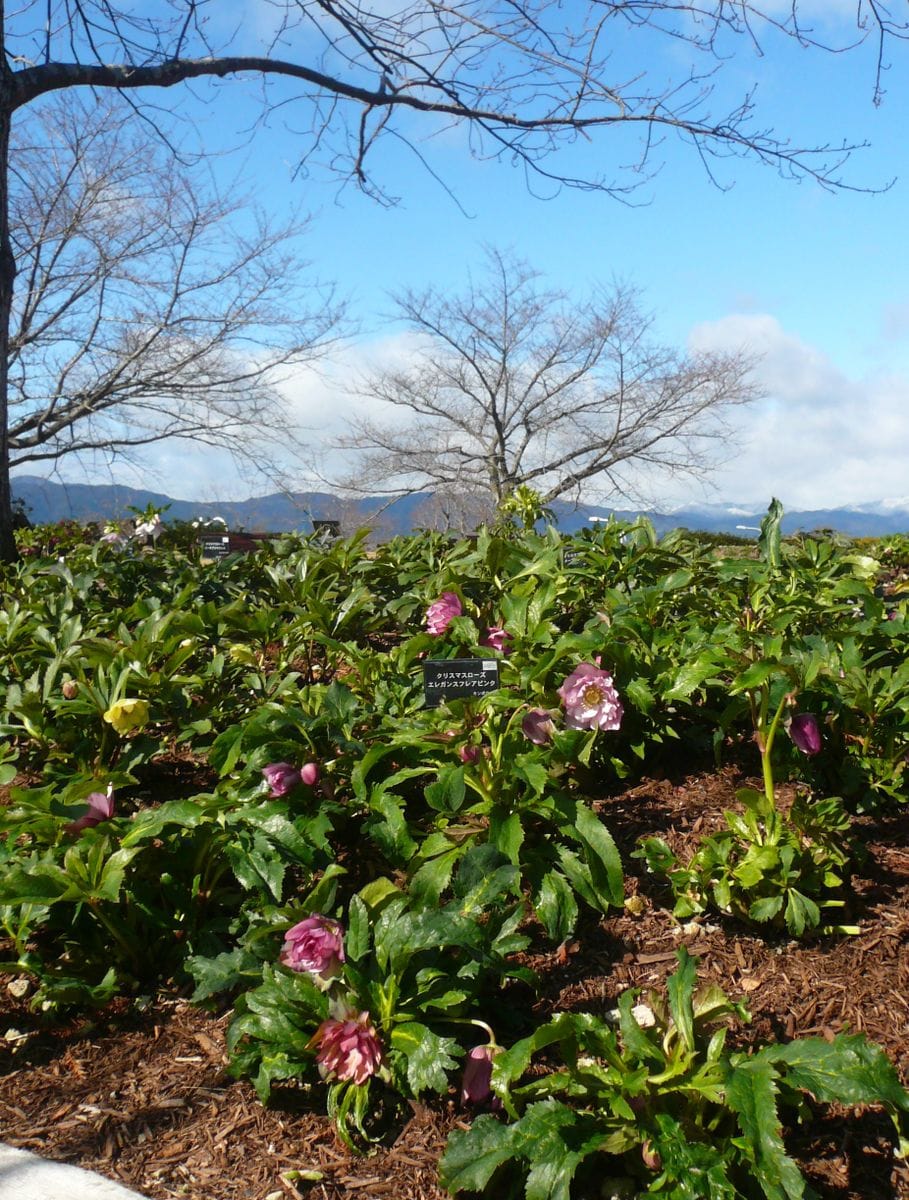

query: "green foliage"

left=440, top=950, right=909, bottom=1200
left=637, top=787, right=855, bottom=936
left=1, top=510, right=907, bottom=1170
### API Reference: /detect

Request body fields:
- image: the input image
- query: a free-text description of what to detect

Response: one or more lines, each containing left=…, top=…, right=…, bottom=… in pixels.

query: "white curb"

left=0, top=1144, right=148, bottom=1199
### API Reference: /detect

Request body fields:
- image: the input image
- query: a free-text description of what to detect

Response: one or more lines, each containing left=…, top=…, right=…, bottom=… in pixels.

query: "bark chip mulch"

left=1, top=764, right=907, bottom=1199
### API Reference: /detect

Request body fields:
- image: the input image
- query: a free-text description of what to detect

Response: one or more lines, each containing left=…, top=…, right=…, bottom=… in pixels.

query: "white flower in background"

left=134, top=513, right=162, bottom=540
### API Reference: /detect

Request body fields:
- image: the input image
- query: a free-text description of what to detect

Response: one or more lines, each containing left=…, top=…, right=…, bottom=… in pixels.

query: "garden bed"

left=2, top=762, right=907, bottom=1200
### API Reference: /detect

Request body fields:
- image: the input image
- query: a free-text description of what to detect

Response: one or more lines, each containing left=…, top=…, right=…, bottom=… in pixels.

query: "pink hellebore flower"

left=309, top=1010, right=383, bottom=1085
left=558, top=663, right=623, bottom=732
left=426, top=591, right=462, bottom=636
left=281, top=914, right=345, bottom=979
left=66, top=787, right=115, bottom=834
left=262, top=762, right=302, bottom=797
left=522, top=708, right=556, bottom=746
left=788, top=713, right=822, bottom=756
left=480, top=626, right=511, bottom=654
left=460, top=1044, right=501, bottom=1107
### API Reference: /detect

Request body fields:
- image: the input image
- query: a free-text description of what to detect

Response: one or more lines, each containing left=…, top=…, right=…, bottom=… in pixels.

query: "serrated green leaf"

left=756, top=1034, right=909, bottom=1115
left=390, top=1022, right=459, bottom=1095
left=534, top=870, right=579, bottom=943
left=570, top=801, right=623, bottom=909
left=439, top=1113, right=517, bottom=1194
left=730, top=660, right=782, bottom=694
left=725, top=1056, right=805, bottom=1200
left=749, top=895, right=784, bottom=922
left=664, top=652, right=724, bottom=701
left=425, top=766, right=467, bottom=814
left=119, top=798, right=211, bottom=846
left=346, top=893, right=371, bottom=963
left=617, top=989, right=664, bottom=1066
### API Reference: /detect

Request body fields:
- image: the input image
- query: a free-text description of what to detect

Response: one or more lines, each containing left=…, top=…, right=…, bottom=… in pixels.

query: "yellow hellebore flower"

left=227, top=643, right=259, bottom=666
left=103, top=698, right=150, bottom=734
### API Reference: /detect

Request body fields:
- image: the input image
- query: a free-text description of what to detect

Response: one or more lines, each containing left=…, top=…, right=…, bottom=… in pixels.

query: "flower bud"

left=521, top=708, right=556, bottom=745
left=300, top=761, right=320, bottom=787
left=787, top=713, right=822, bottom=756
left=460, top=1044, right=501, bottom=1106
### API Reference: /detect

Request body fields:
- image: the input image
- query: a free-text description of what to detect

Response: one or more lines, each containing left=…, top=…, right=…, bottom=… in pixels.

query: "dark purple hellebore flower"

left=460, top=1045, right=495, bottom=1105
left=788, top=713, right=822, bottom=756
left=521, top=708, right=556, bottom=746
left=66, top=788, right=115, bottom=834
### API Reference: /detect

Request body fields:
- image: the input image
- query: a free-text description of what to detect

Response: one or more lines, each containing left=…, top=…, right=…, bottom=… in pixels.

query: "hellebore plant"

left=281, top=914, right=345, bottom=982
left=639, top=684, right=857, bottom=936
left=480, top=626, right=512, bottom=654
left=558, top=662, right=623, bottom=731
left=440, top=948, right=909, bottom=1200
left=261, top=761, right=319, bottom=797
left=426, top=591, right=462, bottom=635
left=65, top=786, right=115, bottom=834
left=309, top=1007, right=384, bottom=1085
left=102, top=698, right=149, bottom=735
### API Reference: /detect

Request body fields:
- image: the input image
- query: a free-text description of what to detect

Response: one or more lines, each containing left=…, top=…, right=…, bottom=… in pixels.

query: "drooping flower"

left=426, top=591, right=462, bottom=636
left=262, top=762, right=302, bottom=797
left=66, top=787, right=115, bottom=834
left=558, top=663, right=623, bottom=731
left=459, top=743, right=481, bottom=764
left=281, top=914, right=345, bottom=979
left=300, top=761, right=320, bottom=787
left=134, top=513, right=162, bottom=541
left=460, top=1044, right=502, bottom=1106
left=480, top=626, right=511, bottom=654
left=522, top=708, right=556, bottom=745
left=788, top=712, right=822, bottom=756
left=103, top=698, right=149, bottom=734
left=99, top=529, right=125, bottom=549
left=309, top=1010, right=383, bottom=1085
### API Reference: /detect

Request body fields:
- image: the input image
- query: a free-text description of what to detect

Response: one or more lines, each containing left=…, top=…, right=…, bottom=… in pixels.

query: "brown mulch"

left=1, top=764, right=908, bottom=1200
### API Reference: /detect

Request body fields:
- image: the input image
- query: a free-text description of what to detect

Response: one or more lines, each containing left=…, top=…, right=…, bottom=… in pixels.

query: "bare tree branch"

left=6, top=93, right=342, bottom=468
left=336, top=246, right=760, bottom=511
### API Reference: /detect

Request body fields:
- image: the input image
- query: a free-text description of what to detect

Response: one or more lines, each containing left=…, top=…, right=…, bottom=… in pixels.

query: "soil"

left=1, top=762, right=907, bottom=1200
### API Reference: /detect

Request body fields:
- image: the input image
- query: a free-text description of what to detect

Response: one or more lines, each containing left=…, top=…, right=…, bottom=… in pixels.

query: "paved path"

left=0, top=1144, right=147, bottom=1199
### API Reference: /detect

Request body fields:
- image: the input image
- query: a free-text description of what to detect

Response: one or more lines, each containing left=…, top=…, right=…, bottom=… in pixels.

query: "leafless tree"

left=337, top=249, right=760, bottom=510
left=7, top=94, right=341, bottom=477
left=0, top=1, right=906, bottom=556
left=412, top=488, right=498, bottom=534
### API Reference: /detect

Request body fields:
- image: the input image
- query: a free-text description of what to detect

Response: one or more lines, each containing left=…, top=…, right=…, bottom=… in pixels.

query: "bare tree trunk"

left=0, top=30, right=18, bottom=562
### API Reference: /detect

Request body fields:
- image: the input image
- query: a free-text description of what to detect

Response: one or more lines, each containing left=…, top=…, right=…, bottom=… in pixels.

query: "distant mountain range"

left=11, top=474, right=909, bottom=538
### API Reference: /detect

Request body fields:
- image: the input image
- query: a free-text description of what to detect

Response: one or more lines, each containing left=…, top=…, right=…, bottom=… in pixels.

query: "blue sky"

left=19, top=2, right=909, bottom=513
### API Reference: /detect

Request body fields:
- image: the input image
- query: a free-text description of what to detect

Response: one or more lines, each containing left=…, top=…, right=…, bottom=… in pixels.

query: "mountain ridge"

left=11, top=474, right=909, bottom=538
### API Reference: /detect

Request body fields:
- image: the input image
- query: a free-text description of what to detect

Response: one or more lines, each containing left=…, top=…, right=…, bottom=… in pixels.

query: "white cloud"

left=686, top=313, right=909, bottom=509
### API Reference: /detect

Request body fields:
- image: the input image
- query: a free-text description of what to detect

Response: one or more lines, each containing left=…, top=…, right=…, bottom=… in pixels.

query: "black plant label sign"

left=199, top=535, right=232, bottom=560
left=422, top=658, right=500, bottom=707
